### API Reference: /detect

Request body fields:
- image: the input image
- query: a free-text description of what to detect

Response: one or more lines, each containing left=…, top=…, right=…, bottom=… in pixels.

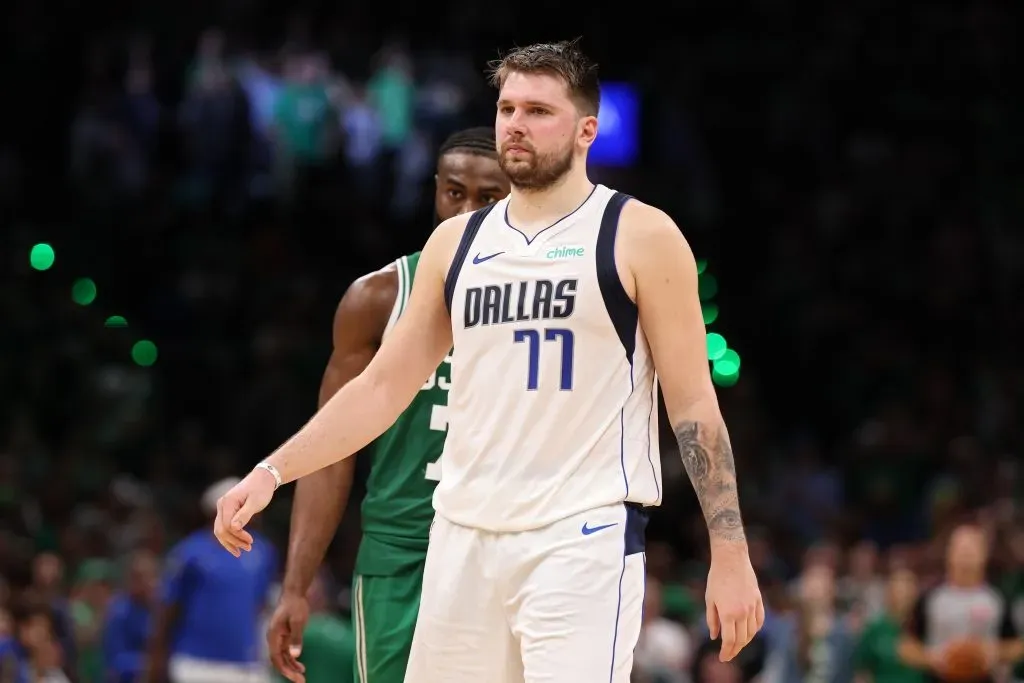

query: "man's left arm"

left=621, top=200, right=763, bottom=661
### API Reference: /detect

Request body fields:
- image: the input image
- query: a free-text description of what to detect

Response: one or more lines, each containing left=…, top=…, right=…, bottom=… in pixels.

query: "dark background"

left=1, top=1, right=1023, bottom=682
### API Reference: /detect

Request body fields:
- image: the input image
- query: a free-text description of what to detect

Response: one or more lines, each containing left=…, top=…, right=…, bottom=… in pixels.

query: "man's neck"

left=508, top=169, right=594, bottom=234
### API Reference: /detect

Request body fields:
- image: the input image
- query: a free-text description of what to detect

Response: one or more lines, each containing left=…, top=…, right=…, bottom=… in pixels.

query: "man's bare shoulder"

left=616, top=198, right=696, bottom=286
left=432, top=212, right=475, bottom=249
left=423, top=212, right=475, bottom=280
left=343, top=262, right=400, bottom=315
left=330, top=262, right=403, bottom=345
left=618, top=198, right=684, bottom=243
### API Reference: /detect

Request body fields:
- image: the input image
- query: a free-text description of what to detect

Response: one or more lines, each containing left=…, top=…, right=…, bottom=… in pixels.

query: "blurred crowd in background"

left=1, top=0, right=1023, bottom=682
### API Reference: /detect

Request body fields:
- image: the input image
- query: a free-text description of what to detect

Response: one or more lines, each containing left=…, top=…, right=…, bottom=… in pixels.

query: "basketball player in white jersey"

left=214, top=39, right=764, bottom=682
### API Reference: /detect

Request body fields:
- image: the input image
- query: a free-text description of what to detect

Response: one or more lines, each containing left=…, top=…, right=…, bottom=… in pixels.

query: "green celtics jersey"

left=355, top=252, right=450, bottom=576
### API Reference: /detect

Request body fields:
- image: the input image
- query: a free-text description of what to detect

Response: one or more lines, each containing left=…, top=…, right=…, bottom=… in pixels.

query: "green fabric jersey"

left=355, top=252, right=449, bottom=576
left=853, top=613, right=925, bottom=683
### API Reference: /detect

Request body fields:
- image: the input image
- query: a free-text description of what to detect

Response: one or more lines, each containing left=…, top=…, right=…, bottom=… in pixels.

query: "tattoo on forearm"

left=675, top=421, right=746, bottom=542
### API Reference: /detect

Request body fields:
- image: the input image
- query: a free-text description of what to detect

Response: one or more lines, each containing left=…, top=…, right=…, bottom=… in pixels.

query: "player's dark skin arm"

left=282, top=270, right=396, bottom=595
left=269, top=267, right=398, bottom=682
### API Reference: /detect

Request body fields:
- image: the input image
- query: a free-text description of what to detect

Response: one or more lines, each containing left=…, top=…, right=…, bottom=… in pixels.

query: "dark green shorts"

left=351, top=562, right=425, bottom=683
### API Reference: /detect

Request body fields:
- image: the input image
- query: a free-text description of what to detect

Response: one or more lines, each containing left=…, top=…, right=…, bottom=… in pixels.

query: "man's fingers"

left=268, top=644, right=286, bottom=675
left=267, top=622, right=288, bottom=674
left=232, top=526, right=254, bottom=547
left=215, top=522, right=251, bottom=555
left=289, top=616, right=306, bottom=647
left=213, top=494, right=253, bottom=555
left=745, top=608, right=759, bottom=649
left=718, top=614, right=737, bottom=662
left=284, top=652, right=306, bottom=675
left=729, top=614, right=748, bottom=662
left=213, top=514, right=241, bottom=557
left=231, top=498, right=258, bottom=537
left=286, top=615, right=306, bottom=672
left=283, top=640, right=306, bottom=682
left=281, top=664, right=305, bottom=683
left=706, top=601, right=720, bottom=640
left=268, top=621, right=305, bottom=682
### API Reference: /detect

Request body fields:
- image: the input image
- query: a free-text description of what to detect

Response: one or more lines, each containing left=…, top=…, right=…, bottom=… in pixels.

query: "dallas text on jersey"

left=463, top=279, right=578, bottom=328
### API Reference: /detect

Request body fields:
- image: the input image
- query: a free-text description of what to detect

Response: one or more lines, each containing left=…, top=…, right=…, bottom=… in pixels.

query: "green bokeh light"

left=71, top=278, right=97, bottom=306
left=698, top=273, right=718, bottom=301
left=714, top=358, right=739, bottom=376
left=712, top=366, right=740, bottom=387
left=696, top=259, right=707, bottom=275
left=701, top=302, right=719, bottom=326
left=131, top=340, right=158, bottom=366
left=706, top=332, right=727, bottom=360
left=718, top=348, right=741, bottom=372
left=105, top=315, right=128, bottom=328
left=30, top=243, right=55, bottom=271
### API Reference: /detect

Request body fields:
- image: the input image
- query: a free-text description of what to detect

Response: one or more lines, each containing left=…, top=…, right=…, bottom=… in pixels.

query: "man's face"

left=435, top=152, right=510, bottom=222
left=494, top=72, right=597, bottom=191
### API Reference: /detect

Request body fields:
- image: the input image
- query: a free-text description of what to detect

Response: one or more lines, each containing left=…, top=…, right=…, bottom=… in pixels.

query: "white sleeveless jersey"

left=436, top=184, right=663, bottom=532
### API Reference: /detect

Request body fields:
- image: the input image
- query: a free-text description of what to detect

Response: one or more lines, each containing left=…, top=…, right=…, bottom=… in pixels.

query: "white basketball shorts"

left=404, top=502, right=648, bottom=683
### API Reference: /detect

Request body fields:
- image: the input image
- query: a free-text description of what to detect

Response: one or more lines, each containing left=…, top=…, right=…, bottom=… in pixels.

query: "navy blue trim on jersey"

left=503, top=184, right=598, bottom=245
left=623, top=503, right=648, bottom=556
left=596, top=192, right=638, bottom=362
left=444, top=204, right=497, bottom=313
left=610, top=503, right=647, bottom=681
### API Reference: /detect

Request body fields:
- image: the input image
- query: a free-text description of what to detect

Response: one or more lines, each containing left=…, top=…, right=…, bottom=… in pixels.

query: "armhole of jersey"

left=444, top=203, right=497, bottom=313
left=595, top=191, right=638, bottom=363
left=382, top=256, right=407, bottom=340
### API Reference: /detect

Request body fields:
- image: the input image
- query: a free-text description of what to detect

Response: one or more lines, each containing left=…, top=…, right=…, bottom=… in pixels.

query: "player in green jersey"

left=267, top=127, right=510, bottom=683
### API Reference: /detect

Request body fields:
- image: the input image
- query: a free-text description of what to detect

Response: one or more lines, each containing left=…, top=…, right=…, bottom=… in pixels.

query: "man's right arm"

left=281, top=267, right=398, bottom=597
left=260, top=215, right=465, bottom=486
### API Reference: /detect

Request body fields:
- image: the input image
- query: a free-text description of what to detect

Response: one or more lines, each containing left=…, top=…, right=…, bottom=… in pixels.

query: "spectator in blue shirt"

left=146, top=479, right=277, bottom=683
left=103, top=551, right=159, bottom=683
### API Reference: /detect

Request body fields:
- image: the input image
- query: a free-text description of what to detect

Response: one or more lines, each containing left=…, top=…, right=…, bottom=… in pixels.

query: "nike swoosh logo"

left=581, top=522, right=618, bottom=536
left=472, top=251, right=504, bottom=264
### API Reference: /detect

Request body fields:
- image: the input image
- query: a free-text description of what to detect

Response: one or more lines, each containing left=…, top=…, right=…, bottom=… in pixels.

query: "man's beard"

left=499, top=141, right=574, bottom=191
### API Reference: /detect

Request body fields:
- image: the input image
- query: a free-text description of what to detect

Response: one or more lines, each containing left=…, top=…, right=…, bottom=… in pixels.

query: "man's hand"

left=267, top=591, right=310, bottom=683
left=706, top=546, right=765, bottom=662
left=213, top=469, right=276, bottom=556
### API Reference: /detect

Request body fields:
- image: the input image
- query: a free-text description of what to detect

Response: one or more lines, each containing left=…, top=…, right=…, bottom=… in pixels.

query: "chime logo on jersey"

left=463, top=279, right=577, bottom=328
left=546, top=245, right=585, bottom=259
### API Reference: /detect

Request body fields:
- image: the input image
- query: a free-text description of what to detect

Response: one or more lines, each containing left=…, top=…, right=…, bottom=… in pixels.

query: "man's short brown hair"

left=488, top=39, right=601, bottom=117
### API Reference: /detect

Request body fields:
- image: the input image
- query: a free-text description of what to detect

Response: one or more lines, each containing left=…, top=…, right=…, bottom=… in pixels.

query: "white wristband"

left=254, top=462, right=282, bottom=490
